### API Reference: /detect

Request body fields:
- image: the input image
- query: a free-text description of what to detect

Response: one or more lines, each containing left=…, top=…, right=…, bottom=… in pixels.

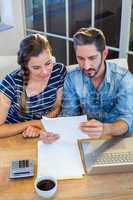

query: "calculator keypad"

left=10, top=160, right=34, bottom=178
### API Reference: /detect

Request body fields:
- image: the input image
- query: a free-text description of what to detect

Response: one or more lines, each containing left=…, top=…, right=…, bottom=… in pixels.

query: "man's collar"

left=105, top=61, right=111, bottom=83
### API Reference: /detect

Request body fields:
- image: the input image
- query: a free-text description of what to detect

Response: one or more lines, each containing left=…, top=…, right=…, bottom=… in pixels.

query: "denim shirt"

left=61, top=62, right=133, bottom=132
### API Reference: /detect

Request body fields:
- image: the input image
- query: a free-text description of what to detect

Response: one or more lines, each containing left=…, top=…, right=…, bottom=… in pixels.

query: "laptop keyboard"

left=94, top=151, right=133, bottom=165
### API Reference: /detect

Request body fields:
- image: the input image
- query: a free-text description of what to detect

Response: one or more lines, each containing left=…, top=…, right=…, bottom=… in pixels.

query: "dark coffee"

left=37, top=179, right=55, bottom=191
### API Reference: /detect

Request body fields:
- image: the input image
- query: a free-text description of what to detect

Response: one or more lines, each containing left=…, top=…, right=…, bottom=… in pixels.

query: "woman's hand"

left=22, top=125, right=60, bottom=144
left=22, top=126, right=41, bottom=138
left=39, top=131, right=60, bottom=144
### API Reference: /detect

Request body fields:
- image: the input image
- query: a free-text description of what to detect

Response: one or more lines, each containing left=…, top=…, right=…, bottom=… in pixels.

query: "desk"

left=0, top=135, right=133, bottom=200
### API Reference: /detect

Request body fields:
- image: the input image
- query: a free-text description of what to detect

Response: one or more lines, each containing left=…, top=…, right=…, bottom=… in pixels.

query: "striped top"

left=0, top=63, right=66, bottom=123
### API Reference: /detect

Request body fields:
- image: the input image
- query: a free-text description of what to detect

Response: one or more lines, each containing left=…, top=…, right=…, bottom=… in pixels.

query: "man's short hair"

left=73, top=27, right=106, bottom=53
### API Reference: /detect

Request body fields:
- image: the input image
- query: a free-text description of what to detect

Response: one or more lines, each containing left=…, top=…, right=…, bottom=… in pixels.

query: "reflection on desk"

left=0, top=134, right=133, bottom=200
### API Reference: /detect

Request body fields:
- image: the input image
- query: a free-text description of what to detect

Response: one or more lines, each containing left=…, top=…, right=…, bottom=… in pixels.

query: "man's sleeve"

left=61, top=72, right=81, bottom=116
left=108, top=72, right=133, bottom=133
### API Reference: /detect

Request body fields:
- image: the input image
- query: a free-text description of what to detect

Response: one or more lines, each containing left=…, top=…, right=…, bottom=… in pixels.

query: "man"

left=61, top=27, right=133, bottom=138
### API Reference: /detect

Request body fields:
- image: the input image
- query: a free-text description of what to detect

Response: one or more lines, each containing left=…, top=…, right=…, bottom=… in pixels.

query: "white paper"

left=37, top=115, right=88, bottom=179
left=41, top=115, right=88, bottom=144
left=37, top=141, right=84, bottom=179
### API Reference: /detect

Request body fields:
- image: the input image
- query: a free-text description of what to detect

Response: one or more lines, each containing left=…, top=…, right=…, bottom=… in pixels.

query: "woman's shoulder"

left=52, top=63, right=66, bottom=77
left=9, top=67, right=22, bottom=77
left=0, top=68, right=23, bottom=99
left=6, top=68, right=22, bottom=79
left=53, top=62, right=65, bottom=71
left=2, top=68, right=23, bottom=86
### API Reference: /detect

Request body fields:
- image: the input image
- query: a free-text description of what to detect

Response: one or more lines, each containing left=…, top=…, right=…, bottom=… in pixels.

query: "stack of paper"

left=37, top=115, right=88, bottom=180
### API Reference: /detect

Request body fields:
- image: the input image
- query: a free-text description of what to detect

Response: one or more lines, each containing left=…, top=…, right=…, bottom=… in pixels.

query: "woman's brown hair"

left=17, top=34, right=51, bottom=113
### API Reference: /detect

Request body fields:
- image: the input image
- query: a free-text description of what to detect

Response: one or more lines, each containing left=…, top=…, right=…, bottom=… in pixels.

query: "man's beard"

left=83, top=58, right=103, bottom=78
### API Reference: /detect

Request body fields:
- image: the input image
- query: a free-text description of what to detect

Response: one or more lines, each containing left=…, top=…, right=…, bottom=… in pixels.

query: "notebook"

left=78, top=137, right=133, bottom=175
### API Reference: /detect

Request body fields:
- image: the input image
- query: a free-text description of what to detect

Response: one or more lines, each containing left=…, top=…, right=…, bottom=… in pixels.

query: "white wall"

left=0, top=0, right=25, bottom=55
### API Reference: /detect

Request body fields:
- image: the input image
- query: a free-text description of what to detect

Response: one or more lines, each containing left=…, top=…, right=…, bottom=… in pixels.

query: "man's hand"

left=22, top=126, right=41, bottom=138
left=40, top=131, right=60, bottom=144
left=80, top=119, right=104, bottom=139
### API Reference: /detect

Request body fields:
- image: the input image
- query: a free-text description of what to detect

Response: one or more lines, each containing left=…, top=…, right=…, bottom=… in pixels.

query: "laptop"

left=78, top=137, right=133, bottom=175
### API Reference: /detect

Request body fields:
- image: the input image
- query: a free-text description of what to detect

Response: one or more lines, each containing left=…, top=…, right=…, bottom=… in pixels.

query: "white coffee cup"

left=34, top=176, right=57, bottom=199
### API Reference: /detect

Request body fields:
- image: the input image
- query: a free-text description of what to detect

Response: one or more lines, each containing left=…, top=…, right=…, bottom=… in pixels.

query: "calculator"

left=9, top=160, right=34, bottom=179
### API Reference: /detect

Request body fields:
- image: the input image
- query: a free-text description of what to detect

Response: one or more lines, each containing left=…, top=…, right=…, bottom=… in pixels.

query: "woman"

left=0, top=34, right=66, bottom=143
